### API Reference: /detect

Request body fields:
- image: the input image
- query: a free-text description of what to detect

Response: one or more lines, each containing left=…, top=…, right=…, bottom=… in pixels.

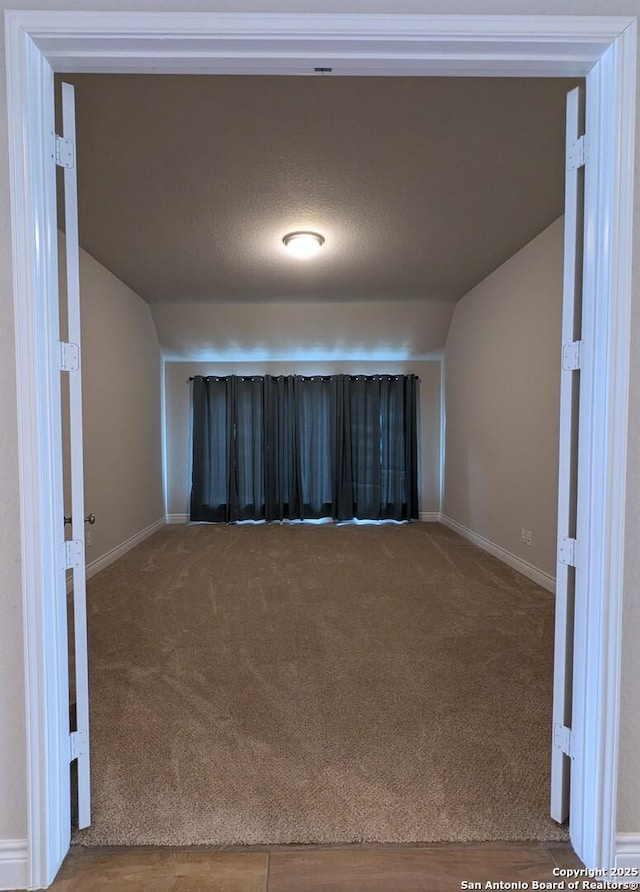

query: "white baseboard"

left=419, top=512, right=441, bottom=522
left=85, top=516, right=166, bottom=582
left=439, top=513, right=556, bottom=593
left=0, top=839, right=28, bottom=891
left=616, top=833, right=640, bottom=870
left=166, top=513, right=189, bottom=524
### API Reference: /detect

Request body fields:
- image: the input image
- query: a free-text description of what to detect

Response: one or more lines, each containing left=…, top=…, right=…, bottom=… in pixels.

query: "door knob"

left=64, top=513, right=96, bottom=525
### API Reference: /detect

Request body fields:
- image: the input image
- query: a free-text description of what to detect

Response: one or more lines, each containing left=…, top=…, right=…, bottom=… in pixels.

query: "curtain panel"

left=190, top=374, right=419, bottom=523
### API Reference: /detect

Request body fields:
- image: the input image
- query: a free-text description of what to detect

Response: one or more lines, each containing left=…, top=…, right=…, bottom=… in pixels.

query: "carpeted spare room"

left=73, top=521, right=565, bottom=847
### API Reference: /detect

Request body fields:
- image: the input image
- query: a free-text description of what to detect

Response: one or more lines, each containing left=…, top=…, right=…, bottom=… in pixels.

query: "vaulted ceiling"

left=58, top=73, right=579, bottom=357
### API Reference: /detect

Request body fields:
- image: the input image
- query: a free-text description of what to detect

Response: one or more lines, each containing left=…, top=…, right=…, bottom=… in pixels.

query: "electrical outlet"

left=86, top=529, right=92, bottom=548
left=521, top=528, right=527, bottom=543
left=526, top=530, right=533, bottom=546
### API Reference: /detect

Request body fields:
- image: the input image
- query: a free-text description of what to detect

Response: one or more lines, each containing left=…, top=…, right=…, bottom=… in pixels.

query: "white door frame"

left=4, top=11, right=636, bottom=889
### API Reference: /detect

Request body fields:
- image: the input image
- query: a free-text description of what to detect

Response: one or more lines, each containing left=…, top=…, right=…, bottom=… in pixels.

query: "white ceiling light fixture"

left=282, top=230, right=325, bottom=259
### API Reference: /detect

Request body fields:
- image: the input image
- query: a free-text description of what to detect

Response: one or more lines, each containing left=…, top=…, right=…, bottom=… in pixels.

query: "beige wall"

left=443, top=218, right=564, bottom=579
left=165, top=360, right=441, bottom=518
left=59, top=236, right=165, bottom=567
left=0, top=0, right=639, bottom=851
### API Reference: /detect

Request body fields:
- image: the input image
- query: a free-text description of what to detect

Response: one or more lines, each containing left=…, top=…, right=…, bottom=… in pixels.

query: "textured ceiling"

left=59, top=74, right=579, bottom=306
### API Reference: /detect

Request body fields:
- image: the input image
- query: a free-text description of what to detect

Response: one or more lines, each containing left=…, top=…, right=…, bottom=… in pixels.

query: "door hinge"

left=55, top=134, right=75, bottom=169
left=558, top=536, right=579, bottom=568
left=554, top=723, right=573, bottom=758
left=562, top=340, right=582, bottom=371
left=65, top=539, right=84, bottom=570
left=60, top=341, right=79, bottom=372
left=70, top=729, right=87, bottom=761
left=567, top=134, right=586, bottom=171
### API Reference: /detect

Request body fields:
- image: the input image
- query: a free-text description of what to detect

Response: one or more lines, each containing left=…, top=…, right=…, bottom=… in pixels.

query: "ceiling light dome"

left=282, top=230, right=325, bottom=259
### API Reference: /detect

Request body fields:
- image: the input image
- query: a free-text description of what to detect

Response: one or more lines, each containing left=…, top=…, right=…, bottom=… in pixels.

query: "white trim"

left=85, top=517, right=165, bottom=581
left=166, top=513, right=189, bottom=525
left=615, top=834, right=640, bottom=870
left=438, top=356, right=445, bottom=515
left=0, top=840, right=28, bottom=891
left=161, top=358, right=169, bottom=521
left=440, top=514, right=556, bottom=594
left=3, top=10, right=635, bottom=886
left=10, top=12, right=635, bottom=77
left=570, top=20, right=637, bottom=871
left=6, top=22, right=70, bottom=890
left=419, top=512, right=441, bottom=522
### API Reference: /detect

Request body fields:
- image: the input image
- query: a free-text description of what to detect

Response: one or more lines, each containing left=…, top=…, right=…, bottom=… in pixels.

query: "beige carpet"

left=74, top=522, right=567, bottom=846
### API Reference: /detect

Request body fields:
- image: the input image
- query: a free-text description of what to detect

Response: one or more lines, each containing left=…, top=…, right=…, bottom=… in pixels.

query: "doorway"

left=57, top=70, right=572, bottom=850
left=4, top=11, right=635, bottom=888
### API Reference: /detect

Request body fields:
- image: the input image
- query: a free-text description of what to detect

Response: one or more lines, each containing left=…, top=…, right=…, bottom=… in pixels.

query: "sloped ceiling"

left=60, top=74, right=579, bottom=357
left=151, top=300, right=455, bottom=362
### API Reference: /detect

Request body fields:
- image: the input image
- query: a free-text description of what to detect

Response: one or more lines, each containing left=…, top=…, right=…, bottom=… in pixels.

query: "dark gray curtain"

left=190, top=375, right=265, bottom=522
left=263, top=375, right=300, bottom=520
left=190, top=376, right=227, bottom=522
left=190, top=374, right=418, bottom=522
left=341, top=375, right=418, bottom=521
left=294, top=376, right=334, bottom=518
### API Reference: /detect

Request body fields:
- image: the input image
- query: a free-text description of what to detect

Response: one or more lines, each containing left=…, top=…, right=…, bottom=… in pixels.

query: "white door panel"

left=550, top=86, right=584, bottom=825
left=60, top=80, right=91, bottom=830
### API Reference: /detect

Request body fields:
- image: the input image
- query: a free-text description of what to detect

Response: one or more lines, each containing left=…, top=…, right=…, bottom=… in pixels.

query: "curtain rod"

left=188, top=374, right=421, bottom=382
